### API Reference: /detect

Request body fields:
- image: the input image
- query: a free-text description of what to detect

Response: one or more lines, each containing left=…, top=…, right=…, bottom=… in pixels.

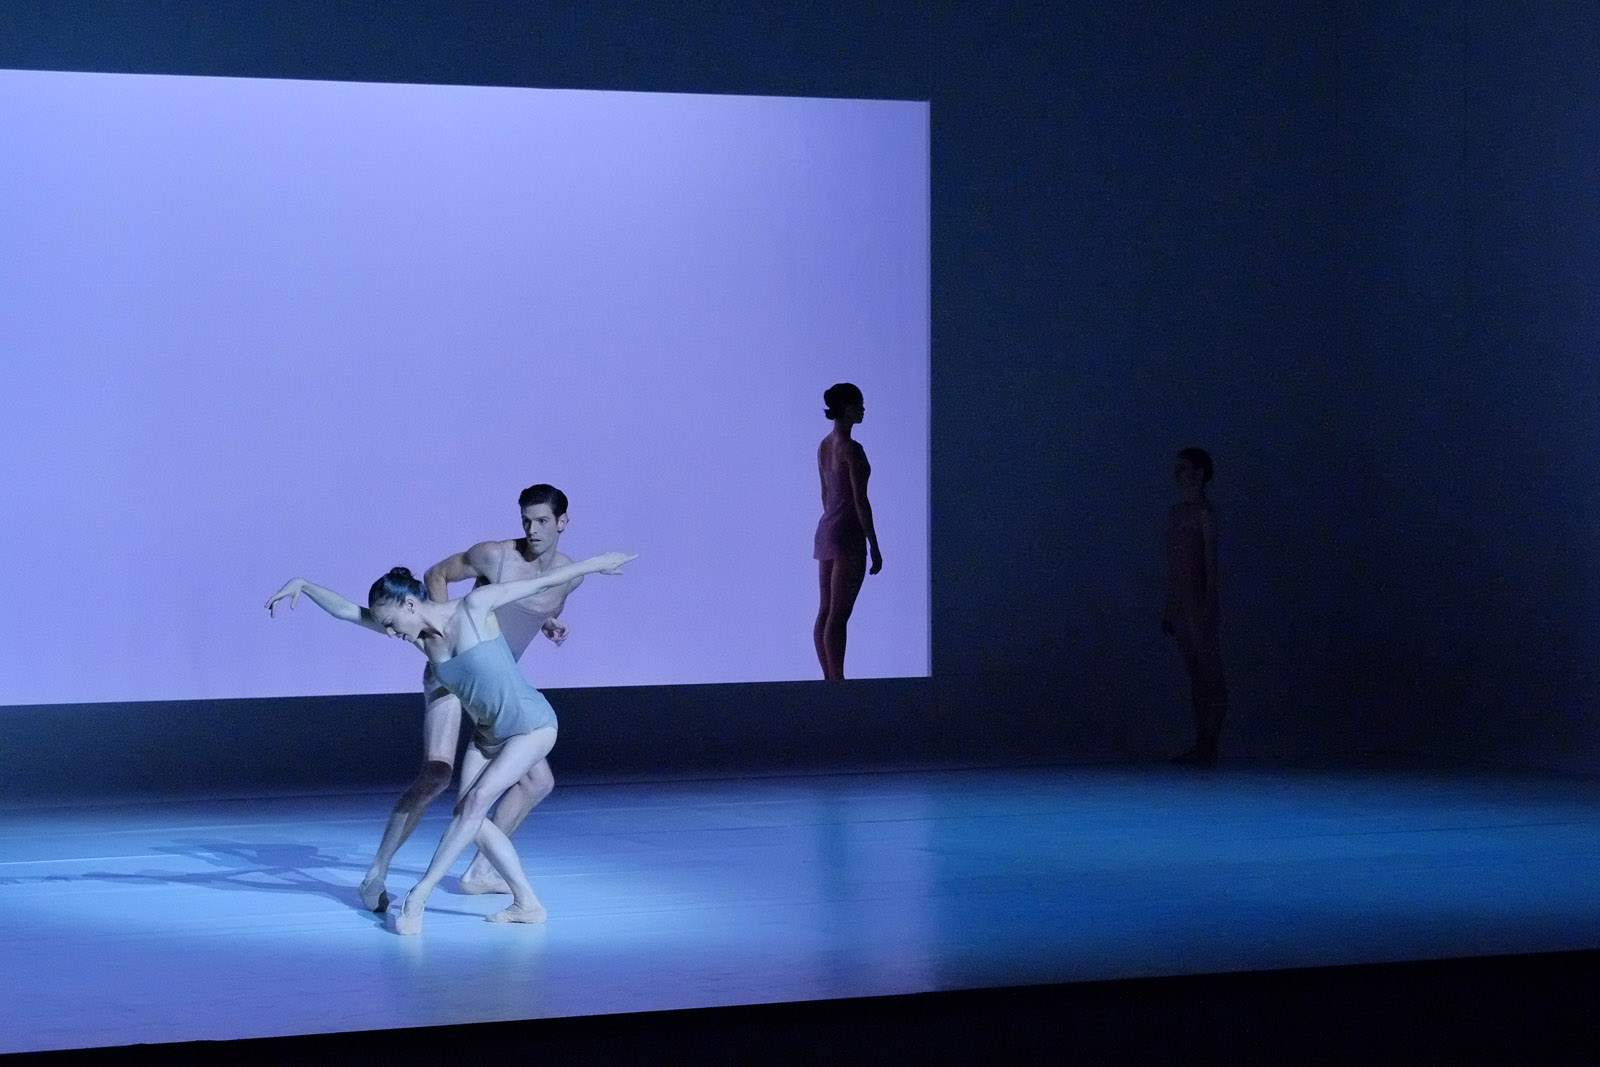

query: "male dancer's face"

left=1174, top=456, right=1206, bottom=498
left=521, top=503, right=569, bottom=558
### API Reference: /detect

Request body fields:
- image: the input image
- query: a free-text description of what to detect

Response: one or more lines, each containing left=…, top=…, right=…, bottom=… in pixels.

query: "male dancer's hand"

left=542, top=617, right=569, bottom=646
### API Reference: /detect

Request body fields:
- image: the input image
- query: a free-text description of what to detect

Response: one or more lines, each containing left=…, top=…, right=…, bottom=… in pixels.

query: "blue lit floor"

left=3, top=765, right=1600, bottom=1054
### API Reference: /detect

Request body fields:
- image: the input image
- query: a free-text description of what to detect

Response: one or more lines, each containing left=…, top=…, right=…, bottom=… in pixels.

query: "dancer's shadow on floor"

left=74, top=840, right=395, bottom=924
left=72, top=840, right=491, bottom=923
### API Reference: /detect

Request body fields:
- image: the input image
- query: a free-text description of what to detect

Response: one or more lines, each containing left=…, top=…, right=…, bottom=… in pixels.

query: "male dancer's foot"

left=1171, top=745, right=1218, bottom=768
left=459, top=862, right=512, bottom=896
left=359, top=875, right=391, bottom=913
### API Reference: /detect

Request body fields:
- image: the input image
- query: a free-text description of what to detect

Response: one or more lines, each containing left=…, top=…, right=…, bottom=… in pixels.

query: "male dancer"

left=359, top=483, right=584, bottom=911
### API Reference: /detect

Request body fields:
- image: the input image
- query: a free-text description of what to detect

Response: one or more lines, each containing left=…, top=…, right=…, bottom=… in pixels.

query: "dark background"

left=3, top=1, right=1598, bottom=800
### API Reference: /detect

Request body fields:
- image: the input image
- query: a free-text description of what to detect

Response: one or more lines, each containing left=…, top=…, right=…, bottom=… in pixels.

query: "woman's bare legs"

left=360, top=688, right=461, bottom=911
left=814, top=560, right=835, bottom=676
left=460, top=758, right=555, bottom=894
left=815, top=554, right=867, bottom=680
left=394, top=727, right=557, bottom=934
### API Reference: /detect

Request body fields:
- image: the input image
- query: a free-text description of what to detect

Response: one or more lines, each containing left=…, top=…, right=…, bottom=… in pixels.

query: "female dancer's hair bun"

left=823, top=382, right=863, bottom=420
left=369, top=566, right=425, bottom=606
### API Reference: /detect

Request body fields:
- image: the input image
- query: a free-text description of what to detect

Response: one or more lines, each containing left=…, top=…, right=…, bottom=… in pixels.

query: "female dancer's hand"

left=590, top=552, right=637, bottom=575
left=265, top=578, right=307, bottom=617
left=869, top=546, right=883, bottom=575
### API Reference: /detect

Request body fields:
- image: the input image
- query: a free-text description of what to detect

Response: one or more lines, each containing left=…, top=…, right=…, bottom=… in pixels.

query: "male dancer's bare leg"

left=460, top=758, right=554, bottom=894
left=360, top=688, right=461, bottom=912
left=395, top=728, right=557, bottom=934
left=1196, top=636, right=1228, bottom=759
left=1172, top=624, right=1224, bottom=767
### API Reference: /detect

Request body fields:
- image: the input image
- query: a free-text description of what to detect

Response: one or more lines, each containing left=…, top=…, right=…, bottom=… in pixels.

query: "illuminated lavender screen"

left=0, top=70, right=929, bottom=704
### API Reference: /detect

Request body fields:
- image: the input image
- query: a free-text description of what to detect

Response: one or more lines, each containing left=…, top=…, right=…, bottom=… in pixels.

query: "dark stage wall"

left=0, top=681, right=936, bottom=805
left=3, top=2, right=1598, bottom=788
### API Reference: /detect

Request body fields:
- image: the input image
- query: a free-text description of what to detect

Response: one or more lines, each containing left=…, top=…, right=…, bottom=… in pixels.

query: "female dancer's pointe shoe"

left=392, top=894, right=424, bottom=935
left=488, top=901, right=547, bottom=924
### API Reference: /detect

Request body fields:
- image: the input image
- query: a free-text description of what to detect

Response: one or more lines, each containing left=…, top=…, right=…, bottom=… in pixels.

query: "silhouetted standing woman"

left=813, top=382, right=882, bottom=679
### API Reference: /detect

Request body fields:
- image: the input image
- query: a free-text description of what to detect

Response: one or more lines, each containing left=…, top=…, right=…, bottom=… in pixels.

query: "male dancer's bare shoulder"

left=424, top=540, right=513, bottom=600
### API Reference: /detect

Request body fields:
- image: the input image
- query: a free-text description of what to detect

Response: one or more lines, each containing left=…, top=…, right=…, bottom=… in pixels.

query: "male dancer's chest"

left=493, top=550, right=573, bottom=659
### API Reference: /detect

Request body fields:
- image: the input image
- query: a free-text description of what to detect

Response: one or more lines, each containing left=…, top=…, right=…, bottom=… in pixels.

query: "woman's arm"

left=846, top=447, right=883, bottom=574
left=462, top=553, right=635, bottom=617
left=818, top=441, right=828, bottom=507
left=266, top=578, right=386, bottom=634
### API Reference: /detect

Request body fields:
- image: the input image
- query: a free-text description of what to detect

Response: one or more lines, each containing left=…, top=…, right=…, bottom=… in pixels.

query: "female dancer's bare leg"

left=460, top=758, right=555, bottom=894
left=394, top=726, right=557, bottom=934
left=814, top=559, right=835, bottom=676
left=816, top=554, right=867, bottom=680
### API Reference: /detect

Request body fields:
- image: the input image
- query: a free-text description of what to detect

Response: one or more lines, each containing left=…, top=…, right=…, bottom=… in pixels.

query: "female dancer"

left=813, top=382, right=882, bottom=680
left=266, top=551, right=634, bottom=933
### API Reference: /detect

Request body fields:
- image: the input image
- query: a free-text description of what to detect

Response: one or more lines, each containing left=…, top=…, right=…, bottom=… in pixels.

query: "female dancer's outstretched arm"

left=461, top=553, right=635, bottom=617
left=265, top=578, right=409, bottom=641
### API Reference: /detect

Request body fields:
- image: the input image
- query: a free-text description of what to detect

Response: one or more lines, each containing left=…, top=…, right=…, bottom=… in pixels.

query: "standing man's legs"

left=360, top=678, right=462, bottom=911
left=1195, top=635, right=1227, bottom=758
left=1173, top=623, right=1225, bottom=766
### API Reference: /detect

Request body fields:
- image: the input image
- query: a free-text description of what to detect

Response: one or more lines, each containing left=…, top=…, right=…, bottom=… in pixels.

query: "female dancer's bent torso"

left=433, top=615, right=557, bottom=757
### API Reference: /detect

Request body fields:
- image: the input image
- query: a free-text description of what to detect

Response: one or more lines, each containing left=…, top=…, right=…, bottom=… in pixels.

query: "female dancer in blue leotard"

left=266, top=550, right=633, bottom=934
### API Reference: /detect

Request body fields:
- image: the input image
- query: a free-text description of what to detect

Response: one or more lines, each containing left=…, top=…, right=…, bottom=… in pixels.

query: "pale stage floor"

left=3, top=764, right=1600, bottom=1055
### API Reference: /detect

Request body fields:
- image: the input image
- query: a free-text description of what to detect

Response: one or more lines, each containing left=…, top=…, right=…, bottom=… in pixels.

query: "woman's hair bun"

left=369, top=566, right=425, bottom=606
left=823, top=381, right=863, bottom=420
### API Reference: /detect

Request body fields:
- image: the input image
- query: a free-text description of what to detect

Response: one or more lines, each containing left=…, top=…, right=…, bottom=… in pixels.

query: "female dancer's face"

left=371, top=598, right=424, bottom=640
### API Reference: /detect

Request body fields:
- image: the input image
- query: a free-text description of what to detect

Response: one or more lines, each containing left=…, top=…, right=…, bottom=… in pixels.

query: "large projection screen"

left=0, top=69, right=930, bottom=705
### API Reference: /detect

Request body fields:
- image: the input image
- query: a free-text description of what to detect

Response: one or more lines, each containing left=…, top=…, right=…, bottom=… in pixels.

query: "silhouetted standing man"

left=1164, top=448, right=1227, bottom=766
